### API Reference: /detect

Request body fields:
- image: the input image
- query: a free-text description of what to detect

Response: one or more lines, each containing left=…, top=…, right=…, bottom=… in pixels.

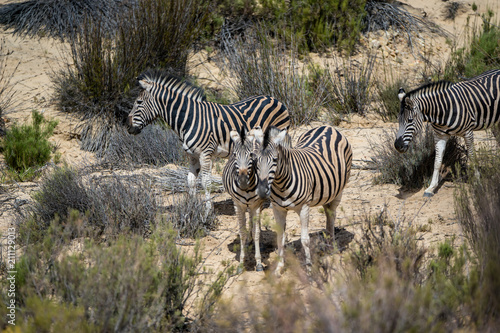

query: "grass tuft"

left=219, top=24, right=326, bottom=127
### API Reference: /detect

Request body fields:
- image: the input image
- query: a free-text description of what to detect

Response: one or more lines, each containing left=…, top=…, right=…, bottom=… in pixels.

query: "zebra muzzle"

left=394, top=136, right=408, bottom=153
left=237, top=172, right=250, bottom=190
left=256, top=179, right=270, bottom=199
left=127, top=115, right=142, bottom=135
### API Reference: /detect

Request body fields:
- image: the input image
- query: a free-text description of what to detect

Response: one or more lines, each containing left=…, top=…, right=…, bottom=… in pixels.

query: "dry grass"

left=219, top=24, right=327, bottom=127
left=0, top=0, right=127, bottom=40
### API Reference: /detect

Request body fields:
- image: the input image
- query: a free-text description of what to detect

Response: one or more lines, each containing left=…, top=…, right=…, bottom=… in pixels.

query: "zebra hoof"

left=423, top=192, right=434, bottom=198
left=256, top=264, right=264, bottom=272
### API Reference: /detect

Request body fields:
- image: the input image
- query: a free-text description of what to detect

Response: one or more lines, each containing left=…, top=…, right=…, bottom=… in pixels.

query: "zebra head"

left=395, top=88, right=423, bottom=153
left=229, top=127, right=257, bottom=191
left=127, top=76, right=160, bottom=135
left=253, top=126, right=288, bottom=199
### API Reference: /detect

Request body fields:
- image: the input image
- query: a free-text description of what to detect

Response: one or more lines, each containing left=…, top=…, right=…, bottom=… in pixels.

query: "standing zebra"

left=223, top=127, right=263, bottom=272
left=127, top=69, right=290, bottom=207
left=253, top=125, right=352, bottom=275
left=395, top=69, right=500, bottom=196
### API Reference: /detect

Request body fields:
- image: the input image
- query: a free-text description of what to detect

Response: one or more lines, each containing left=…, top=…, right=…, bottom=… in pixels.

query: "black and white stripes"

left=127, top=69, right=290, bottom=206
left=395, top=69, right=500, bottom=196
left=253, top=125, right=352, bottom=274
left=222, top=128, right=263, bottom=271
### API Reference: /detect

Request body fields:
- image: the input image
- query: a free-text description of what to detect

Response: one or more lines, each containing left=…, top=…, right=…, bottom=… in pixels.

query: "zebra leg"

left=298, top=205, right=312, bottom=270
left=323, top=193, right=343, bottom=243
left=235, top=203, right=247, bottom=274
left=250, top=206, right=263, bottom=271
left=188, top=155, right=200, bottom=196
left=464, top=131, right=475, bottom=159
left=272, top=206, right=287, bottom=276
left=464, top=131, right=480, bottom=180
left=424, top=134, right=449, bottom=197
left=199, top=153, right=213, bottom=212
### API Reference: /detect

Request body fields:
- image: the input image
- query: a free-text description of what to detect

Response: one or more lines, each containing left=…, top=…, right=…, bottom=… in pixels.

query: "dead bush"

left=219, top=24, right=326, bottom=127
left=372, top=127, right=467, bottom=190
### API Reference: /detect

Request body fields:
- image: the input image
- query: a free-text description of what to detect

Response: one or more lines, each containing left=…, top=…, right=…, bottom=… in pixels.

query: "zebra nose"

left=127, top=116, right=142, bottom=135
left=257, top=179, right=270, bottom=199
left=394, top=136, right=408, bottom=152
left=238, top=170, right=249, bottom=190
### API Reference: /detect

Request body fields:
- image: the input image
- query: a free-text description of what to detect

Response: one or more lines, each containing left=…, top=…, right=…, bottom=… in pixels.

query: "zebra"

left=395, top=69, right=500, bottom=197
left=223, top=127, right=293, bottom=272
left=127, top=69, right=290, bottom=207
left=222, top=127, right=263, bottom=272
left=252, top=125, right=352, bottom=275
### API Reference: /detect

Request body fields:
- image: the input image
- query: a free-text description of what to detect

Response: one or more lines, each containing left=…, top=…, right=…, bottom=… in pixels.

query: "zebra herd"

left=128, top=68, right=500, bottom=274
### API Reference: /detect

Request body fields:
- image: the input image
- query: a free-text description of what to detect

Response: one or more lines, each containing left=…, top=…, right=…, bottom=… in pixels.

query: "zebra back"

left=254, top=125, right=352, bottom=208
left=128, top=69, right=290, bottom=158
left=401, top=69, right=500, bottom=135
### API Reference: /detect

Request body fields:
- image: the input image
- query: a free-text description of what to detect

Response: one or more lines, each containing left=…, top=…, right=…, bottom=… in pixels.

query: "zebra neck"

left=275, top=146, right=292, bottom=181
left=413, top=85, right=452, bottom=122
left=160, top=93, right=205, bottom=135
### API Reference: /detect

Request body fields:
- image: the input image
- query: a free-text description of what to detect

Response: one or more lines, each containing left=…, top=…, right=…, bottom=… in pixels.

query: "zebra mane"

left=240, top=126, right=246, bottom=143
left=406, top=80, right=454, bottom=98
left=262, top=126, right=273, bottom=150
left=137, top=69, right=206, bottom=102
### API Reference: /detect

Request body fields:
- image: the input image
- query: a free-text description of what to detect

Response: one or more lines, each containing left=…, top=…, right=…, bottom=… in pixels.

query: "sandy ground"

left=0, top=0, right=498, bottom=306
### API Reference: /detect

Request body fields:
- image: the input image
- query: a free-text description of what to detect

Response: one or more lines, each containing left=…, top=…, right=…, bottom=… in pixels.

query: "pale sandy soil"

left=0, top=0, right=498, bottom=308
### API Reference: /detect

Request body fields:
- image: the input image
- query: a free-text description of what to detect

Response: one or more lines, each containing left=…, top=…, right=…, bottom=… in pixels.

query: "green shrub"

left=374, top=77, right=407, bottom=122
left=10, top=215, right=230, bottom=332
left=258, top=0, right=367, bottom=54
left=2, top=110, right=58, bottom=173
left=454, top=148, right=500, bottom=327
left=445, top=10, right=500, bottom=80
left=348, top=210, right=426, bottom=281
left=205, top=0, right=257, bottom=39
left=372, top=127, right=467, bottom=190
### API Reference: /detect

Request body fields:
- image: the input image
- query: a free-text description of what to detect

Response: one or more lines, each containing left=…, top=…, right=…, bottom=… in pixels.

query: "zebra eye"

left=408, top=117, right=413, bottom=122
left=137, top=99, right=143, bottom=105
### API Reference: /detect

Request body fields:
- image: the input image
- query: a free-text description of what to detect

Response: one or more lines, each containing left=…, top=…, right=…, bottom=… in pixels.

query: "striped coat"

left=127, top=69, right=290, bottom=206
left=253, top=125, right=352, bottom=274
left=395, top=69, right=500, bottom=196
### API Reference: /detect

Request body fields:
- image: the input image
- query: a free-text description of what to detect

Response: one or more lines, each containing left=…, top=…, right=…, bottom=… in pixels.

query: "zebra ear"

left=404, top=96, right=412, bottom=107
left=247, top=126, right=260, bottom=143
left=253, top=127, right=264, bottom=145
left=398, top=88, right=406, bottom=102
left=230, top=130, right=241, bottom=144
left=273, top=129, right=288, bottom=146
left=138, top=79, right=154, bottom=92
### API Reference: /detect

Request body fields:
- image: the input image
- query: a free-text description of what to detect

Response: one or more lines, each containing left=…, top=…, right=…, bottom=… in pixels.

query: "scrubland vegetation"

left=1, top=0, right=500, bottom=331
